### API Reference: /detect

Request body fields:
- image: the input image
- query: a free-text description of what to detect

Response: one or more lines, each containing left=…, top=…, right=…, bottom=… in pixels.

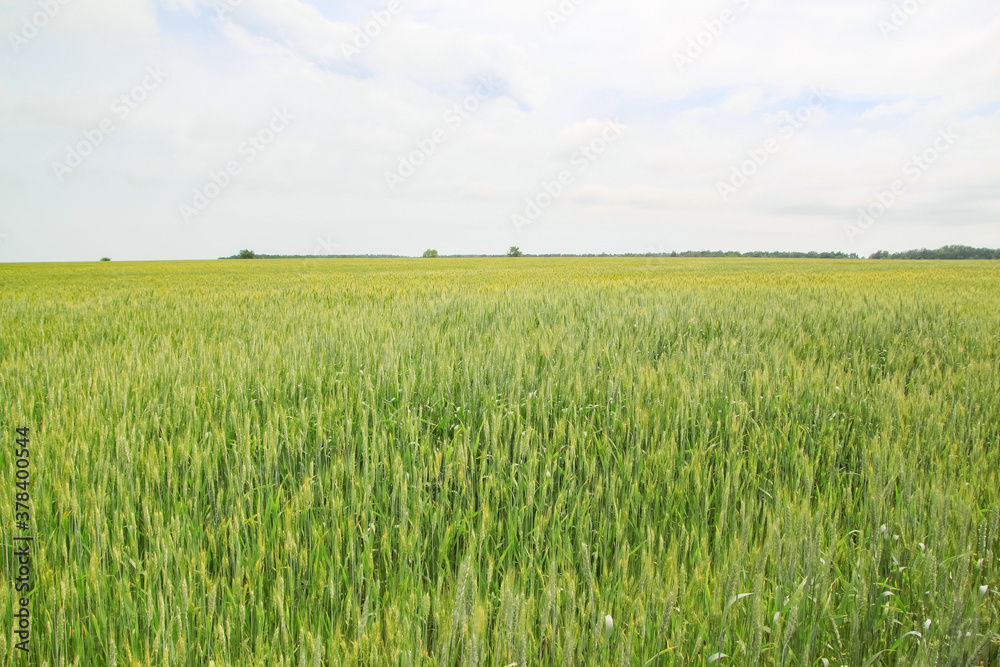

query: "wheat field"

left=1, top=258, right=998, bottom=666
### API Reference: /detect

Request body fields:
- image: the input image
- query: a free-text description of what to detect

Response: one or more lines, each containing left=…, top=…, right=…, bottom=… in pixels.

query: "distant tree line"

left=644, top=250, right=860, bottom=259
left=869, top=245, right=1000, bottom=260
left=526, top=251, right=862, bottom=258
left=223, top=245, right=999, bottom=260
left=223, top=250, right=403, bottom=259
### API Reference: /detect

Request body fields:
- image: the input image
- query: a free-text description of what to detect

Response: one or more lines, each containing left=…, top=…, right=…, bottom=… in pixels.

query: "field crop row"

left=0, top=258, right=997, bottom=665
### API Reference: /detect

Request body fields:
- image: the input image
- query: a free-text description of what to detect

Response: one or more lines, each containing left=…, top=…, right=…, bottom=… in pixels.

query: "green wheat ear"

left=0, top=257, right=997, bottom=664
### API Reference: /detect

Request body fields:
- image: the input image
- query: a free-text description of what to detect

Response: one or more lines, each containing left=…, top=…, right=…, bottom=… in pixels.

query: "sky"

left=0, top=0, right=998, bottom=262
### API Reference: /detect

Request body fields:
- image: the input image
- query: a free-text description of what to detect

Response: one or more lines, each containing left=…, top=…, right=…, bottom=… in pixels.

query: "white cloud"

left=55, top=0, right=158, bottom=42
left=15, top=88, right=115, bottom=128
left=720, top=88, right=766, bottom=117
left=232, top=0, right=354, bottom=62
left=861, top=99, right=919, bottom=121
left=1, top=0, right=999, bottom=261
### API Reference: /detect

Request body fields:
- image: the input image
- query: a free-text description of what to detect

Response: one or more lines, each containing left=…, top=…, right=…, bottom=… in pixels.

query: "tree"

left=237, top=249, right=256, bottom=259
left=100, top=257, right=111, bottom=262
left=422, top=249, right=439, bottom=258
left=507, top=246, right=523, bottom=257
left=869, top=246, right=1000, bottom=260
